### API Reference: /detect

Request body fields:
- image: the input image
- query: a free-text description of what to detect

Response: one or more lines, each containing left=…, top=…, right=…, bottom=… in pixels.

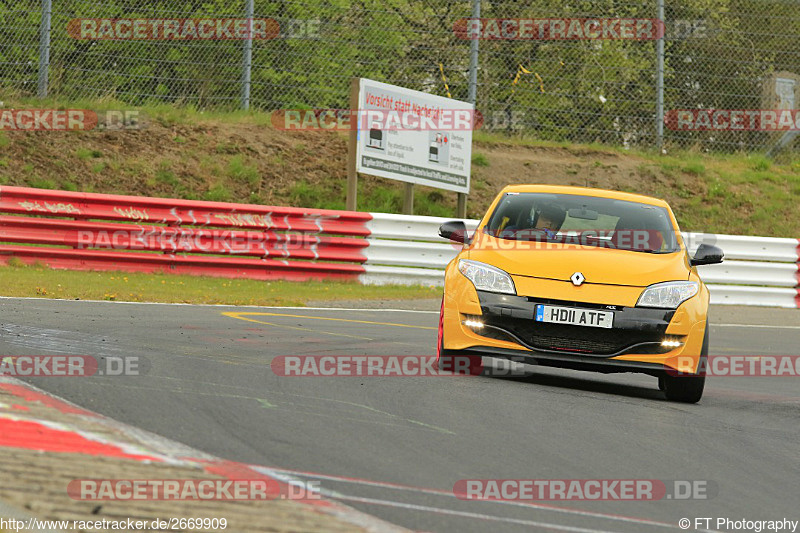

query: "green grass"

left=0, top=262, right=441, bottom=306
left=155, top=164, right=179, bottom=187
left=682, top=162, right=706, bottom=176
left=26, top=177, right=57, bottom=189
left=472, top=153, right=490, bottom=167
left=288, top=180, right=346, bottom=211
left=227, top=155, right=261, bottom=187
left=76, top=147, right=103, bottom=160
left=287, top=180, right=458, bottom=217
left=750, top=155, right=771, bottom=171
left=7, top=95, right=276, bottom=129
left=203, top=184, right=232, bottom=202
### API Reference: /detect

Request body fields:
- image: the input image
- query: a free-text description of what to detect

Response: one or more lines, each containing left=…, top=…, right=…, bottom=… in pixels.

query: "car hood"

left=467, top=234, right=690, bottom=288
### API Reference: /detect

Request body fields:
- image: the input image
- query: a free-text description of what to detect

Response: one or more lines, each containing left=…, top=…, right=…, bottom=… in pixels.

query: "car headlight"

left=637, top=281, right=699, bottom=309
left=458, top=259, right=516, bottom=295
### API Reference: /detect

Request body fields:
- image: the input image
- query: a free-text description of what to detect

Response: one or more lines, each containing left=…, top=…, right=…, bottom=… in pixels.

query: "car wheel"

left=437, top=297, right=483, bottom=376
left=662, top=322, right=708, bottom=403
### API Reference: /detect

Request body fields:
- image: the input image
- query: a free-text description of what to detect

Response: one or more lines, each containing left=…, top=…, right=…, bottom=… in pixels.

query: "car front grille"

left=481, top=316, right=665, bottom=356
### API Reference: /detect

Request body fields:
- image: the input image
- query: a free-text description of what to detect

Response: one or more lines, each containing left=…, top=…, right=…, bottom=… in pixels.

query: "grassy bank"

left=0, top=262, right=440, bottom=306
left=1, top=97, right=800, bottom=237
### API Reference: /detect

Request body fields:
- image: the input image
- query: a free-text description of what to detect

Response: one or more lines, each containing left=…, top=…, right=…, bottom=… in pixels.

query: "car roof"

left=499, top=184, right=670, bottom=208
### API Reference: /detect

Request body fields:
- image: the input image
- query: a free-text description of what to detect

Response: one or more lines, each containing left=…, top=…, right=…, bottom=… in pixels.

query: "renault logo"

left=570, top=272, right=585, bottom=286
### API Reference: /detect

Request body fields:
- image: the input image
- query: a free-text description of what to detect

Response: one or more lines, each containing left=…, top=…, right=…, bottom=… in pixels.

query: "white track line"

left=714, top=323, right=800, bottom=330
left=263, top=468, right=627, bottom=533
left=317, top=494, right=628, bottom=533
left=259, top=467, right=715, bottom=532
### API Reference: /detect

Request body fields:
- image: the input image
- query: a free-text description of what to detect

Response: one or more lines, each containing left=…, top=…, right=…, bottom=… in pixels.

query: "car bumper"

left=442, top=272, right=708, bottom=374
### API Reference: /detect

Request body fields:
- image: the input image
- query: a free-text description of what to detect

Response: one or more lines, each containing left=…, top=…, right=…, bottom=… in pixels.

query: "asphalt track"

left=2, top=296, right=800, bottom=533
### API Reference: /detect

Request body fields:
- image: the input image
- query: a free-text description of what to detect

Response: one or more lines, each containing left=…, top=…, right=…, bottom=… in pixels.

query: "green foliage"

left=155, top=163, right=179, bottom=187
left=76, top=148, right=102, bottom=160
left=27, top=177, right=57, bottom=189
left=227, top=155, right=260, bottom=187
left=288, top=180, right=346, bottom=210
left=472, top=153, right=490, bottom=167
left=2, top=0, right=796, bottom=151
left=204, top=184, right=232, bottom=202
left=683, top=162, right=706, bottom=176
left=751, top=156, right=772, bottom=171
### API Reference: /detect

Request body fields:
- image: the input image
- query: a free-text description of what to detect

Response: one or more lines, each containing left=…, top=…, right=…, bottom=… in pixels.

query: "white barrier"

left=361, top=213, right=800, bottom=308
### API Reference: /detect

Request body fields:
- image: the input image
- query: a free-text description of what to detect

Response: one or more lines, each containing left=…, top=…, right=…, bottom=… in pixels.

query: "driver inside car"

left=496, top=203, right=567, bottom=240
left=532, top=204, right=566, bottom=238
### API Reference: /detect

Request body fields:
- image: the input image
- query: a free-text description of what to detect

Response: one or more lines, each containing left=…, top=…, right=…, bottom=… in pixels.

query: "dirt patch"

left=0, top=121, right=682, bottom=219
left=467, top=143, right=677, bottom=210
left=3, top=113, right=799, bottom=236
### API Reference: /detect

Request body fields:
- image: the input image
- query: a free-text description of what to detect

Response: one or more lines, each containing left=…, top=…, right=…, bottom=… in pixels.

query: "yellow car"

left=437, top=185, right=723, bottom=403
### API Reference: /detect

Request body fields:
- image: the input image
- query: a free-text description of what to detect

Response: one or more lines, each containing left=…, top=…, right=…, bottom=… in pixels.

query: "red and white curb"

left=0, top=377, right=408, bottom=533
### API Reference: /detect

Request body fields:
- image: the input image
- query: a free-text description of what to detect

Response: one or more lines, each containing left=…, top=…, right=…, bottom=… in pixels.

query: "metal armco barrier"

left=1, top=186, right=799, bottom=307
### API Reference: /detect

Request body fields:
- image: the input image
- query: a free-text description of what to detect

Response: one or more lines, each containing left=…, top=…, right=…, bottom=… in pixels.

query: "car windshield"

left=484, top=192, right=680, bottom=253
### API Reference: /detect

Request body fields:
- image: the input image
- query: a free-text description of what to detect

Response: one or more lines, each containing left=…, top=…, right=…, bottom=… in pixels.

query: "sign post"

left=403, top=183, right=414, bottom=214
left=346, top=78, right=359, bottom=210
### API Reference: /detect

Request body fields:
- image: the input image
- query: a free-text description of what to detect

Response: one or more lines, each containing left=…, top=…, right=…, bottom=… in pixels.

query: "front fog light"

left=661, top=337, right=683, bottom=348
left=463, top=318, right=484, bottom=329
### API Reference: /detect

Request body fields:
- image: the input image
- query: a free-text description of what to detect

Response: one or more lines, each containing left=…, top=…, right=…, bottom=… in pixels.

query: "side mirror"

left=439, top=221, right=469, bottom=244
left=690, top=243, right=724, bottom=266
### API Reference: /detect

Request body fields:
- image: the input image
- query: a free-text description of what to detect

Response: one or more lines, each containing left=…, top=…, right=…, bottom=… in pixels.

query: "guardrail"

left=0, top=186, right=372, bottom=282
left=1, top=186, right=798, bottom=307
left=364, top=215, right=800, bottom=308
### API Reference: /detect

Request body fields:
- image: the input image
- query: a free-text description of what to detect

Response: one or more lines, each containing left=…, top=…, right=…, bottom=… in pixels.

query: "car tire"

left=437, top=297, right=483, bottom=376
left=662, top=322, right=708, bottom=403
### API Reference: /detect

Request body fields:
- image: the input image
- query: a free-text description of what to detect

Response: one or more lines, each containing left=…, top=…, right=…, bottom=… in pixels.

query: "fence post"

left=241, top=0, right=254, bottom=109
left=460, top=0, right=480, bottom=219
left=467, top=0, right=480, bottom=106
left=655, top=0, right=665, bottom=150
left=37, top=0, right=52, bottom=98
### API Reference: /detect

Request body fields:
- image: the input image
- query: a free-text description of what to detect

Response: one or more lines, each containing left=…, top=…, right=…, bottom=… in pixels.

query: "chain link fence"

left=1, top=0, right=799, bottom=151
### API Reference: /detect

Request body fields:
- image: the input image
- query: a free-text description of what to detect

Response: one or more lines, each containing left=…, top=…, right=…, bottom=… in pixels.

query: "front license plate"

left=535, top=305, right=614, bottom=329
